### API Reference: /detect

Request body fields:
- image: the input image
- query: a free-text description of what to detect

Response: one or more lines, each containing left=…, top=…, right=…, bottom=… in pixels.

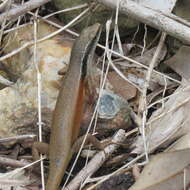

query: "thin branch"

left=33, top=11, right=45, bottom=190
left=0, top=134, right=36, bottom=143
left=138, top=32, right=167, bottom=162
left=0, top=156, right=29, bottom=168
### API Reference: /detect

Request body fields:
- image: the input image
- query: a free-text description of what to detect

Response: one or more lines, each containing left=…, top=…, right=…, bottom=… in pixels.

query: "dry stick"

left=0, top=179, right=28, bottom=186
left=148, top=6, right=190, bottom=28
left=64, top=129, right=126, bottom=190
left=33, top=10, right=45, bottom=190
left=0, top=157, right=45, bottom=177
left=0, top=159, right=45, bottom=188
left=11, top=3, right=88, bottom=20
left=138, top=0, right=175, bottom=159
left=0, top=0, right=50, bottom=24
left=0, top=156, right=29, bottom=168
left=96, top=0, right=190, bottom=44
left=74, top=129, right=138, bottom=189
left=0, top=134, right=36, bottom=143
left=138, top=33, right=167, bottom=162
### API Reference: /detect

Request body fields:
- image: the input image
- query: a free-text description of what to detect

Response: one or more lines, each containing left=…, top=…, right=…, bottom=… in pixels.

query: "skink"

left=46, top=23, right=102, bottom=190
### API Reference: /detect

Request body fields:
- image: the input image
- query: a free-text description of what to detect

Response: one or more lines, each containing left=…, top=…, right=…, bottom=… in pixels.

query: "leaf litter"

left=1, top=0, right=190, bottom=189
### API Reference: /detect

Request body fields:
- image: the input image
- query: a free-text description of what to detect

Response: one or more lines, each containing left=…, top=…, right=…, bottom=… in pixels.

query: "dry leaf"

left=166, top=46, right=190, bottom=80
left=107, top=71, right=137, bottom=100
left=132, top=83, right=190, bottom=154
left=129, top=149, right=190, bottom=190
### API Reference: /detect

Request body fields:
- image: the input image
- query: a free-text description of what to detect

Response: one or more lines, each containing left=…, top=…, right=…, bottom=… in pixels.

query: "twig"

left=0, top=0, right=50, bottom=24
left=0, top=134, right=36, bottom=143
left=64, top=129, right=126, bottom=190
left=0, top=157, right=45, bottom=178
left=0, top=156, right=29, bottom=168
left=138, top=32, right=167, bottom=161
left=33, top=11, right=45, bottom=190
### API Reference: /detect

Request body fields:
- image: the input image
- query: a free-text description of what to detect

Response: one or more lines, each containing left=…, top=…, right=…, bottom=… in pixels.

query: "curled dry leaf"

left=129, top=149, right=190, bottom=190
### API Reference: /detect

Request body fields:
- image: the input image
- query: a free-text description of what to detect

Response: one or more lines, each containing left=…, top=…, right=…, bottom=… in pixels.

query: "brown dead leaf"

left=107, top=71, right=137, bottom=100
